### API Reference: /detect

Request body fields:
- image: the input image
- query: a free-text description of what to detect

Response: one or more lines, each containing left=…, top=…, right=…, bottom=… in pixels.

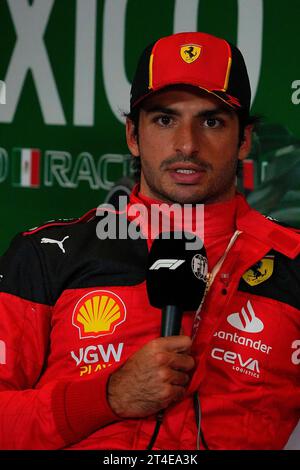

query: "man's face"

left=126, top=86, right=252, bottom=204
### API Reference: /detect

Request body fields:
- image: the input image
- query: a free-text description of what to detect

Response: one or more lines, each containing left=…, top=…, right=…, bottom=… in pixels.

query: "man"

left=0, top=31, right=300, bottom=450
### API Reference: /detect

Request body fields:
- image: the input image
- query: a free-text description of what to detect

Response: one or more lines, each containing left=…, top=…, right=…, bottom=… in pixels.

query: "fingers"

left=107, top=335, right=195, bottom=419
left=168, top=352, right=195, bottom=371
left=157, top=366, right=191, bottom=386
left=151, top=337, right=195, bottom=371
left=157, top=335, right=193, bottom=353
left=155, top=350, right=194, bottom=371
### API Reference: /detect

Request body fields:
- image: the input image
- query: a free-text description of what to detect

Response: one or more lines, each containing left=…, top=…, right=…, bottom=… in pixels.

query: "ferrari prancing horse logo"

left=242, top=255, right=274, bottom=286
left=180, top=44, right=202, bottom=64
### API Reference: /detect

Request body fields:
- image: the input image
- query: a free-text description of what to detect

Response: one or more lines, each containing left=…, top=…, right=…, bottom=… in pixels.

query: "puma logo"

left=41, top=236, right=70, bottom=253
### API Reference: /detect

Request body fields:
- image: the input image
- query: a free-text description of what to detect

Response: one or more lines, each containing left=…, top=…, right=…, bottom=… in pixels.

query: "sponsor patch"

left=191, top=254, right=208, bottom=281
left=72, top=290, right=126, bottom=339
left=40, top=235, right=69, bottom=253
left=227, top=300, right=264, bottom=333
left=180, top=44, right=201, bottom=63
left=242, top=255, right=274, bottom=286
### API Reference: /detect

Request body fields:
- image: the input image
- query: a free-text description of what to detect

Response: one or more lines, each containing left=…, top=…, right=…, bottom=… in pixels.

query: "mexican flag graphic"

left=12, top=148, right=41, bottom=188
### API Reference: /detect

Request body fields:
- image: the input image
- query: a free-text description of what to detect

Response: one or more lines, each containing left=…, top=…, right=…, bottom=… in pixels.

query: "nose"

left=173, top=121, right=199, bottom=156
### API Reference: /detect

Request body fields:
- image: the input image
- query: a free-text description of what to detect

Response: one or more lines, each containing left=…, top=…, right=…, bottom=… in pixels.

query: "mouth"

left=174, top=169, right=197, bottom=174
left=167, top=164, right=206, bottom=184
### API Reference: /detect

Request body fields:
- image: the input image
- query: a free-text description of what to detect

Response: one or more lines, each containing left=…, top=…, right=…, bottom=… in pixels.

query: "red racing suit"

left=0, top=189, right=300, bottom=450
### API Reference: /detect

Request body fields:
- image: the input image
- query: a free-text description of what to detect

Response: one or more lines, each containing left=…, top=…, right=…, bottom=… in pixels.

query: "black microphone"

left=146, top=231, right=208, bottom=337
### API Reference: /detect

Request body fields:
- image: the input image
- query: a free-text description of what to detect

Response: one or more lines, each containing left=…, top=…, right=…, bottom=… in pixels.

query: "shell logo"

left=72, top=290, right=126, bottom=339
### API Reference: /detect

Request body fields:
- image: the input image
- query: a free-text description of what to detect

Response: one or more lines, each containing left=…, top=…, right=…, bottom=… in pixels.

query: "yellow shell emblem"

left=242, top=256, right=274, bottom=286
left=72, top=290, right=126, bottom=338
left=180, top=44, right=201, bottom=63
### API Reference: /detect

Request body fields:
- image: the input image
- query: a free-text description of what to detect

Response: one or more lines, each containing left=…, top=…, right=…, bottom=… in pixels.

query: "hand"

left=107, top=335, right=194, bottom=418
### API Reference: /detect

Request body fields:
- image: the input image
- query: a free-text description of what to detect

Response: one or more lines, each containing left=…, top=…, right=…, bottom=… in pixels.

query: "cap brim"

left=131, top=83, right=242, bottom=110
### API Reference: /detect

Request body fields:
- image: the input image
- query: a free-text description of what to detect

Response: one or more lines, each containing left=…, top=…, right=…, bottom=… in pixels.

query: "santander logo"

left=227, top=300, right=264, bottom=333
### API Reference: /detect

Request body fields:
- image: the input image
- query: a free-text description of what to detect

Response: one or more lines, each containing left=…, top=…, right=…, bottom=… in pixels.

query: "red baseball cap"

left=130, top=31, right=251, bottom=112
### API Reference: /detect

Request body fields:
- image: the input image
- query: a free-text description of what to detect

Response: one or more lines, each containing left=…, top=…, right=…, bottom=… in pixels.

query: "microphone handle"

left=148, top=306, right=183, bottom=450
left=161, top=305, right=183, bottom=337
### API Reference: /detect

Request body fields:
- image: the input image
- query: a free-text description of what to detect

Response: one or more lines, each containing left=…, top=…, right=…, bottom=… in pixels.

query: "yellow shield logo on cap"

left=180, top=44, right=201, bottom=63
left=242, top=256, right=274, bottom=286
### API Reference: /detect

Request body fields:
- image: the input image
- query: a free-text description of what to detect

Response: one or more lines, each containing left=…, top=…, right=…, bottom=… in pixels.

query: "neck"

left=129, top=184, right=238, bottom=242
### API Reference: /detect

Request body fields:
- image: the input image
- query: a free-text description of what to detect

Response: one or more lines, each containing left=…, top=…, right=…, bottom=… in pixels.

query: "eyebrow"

left=143, top=105, right=235, bottom=119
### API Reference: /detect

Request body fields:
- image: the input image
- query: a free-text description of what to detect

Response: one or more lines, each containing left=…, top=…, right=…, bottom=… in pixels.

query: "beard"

left=140, top=153, right=239, bottom=205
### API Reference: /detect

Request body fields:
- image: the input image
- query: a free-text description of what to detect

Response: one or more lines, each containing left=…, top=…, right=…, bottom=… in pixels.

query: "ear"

left=126, top=118, right=140, bottom=157
left=238, top=124, right=253, bottom=162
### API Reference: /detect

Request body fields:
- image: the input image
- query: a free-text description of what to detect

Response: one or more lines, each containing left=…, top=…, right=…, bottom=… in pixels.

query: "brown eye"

left=157, top=115, right=172, bottom=126
left=204, top=118, right=219, bottom=128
